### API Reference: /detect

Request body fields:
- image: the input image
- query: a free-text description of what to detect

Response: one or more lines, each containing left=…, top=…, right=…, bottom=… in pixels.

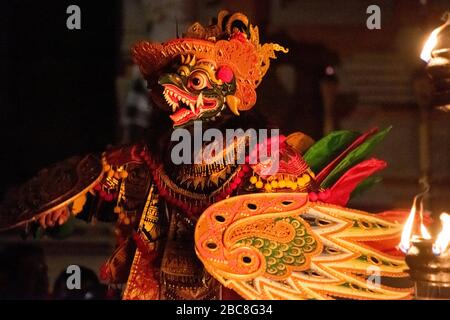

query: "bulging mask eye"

left=188, top=71, right=211, bottom=91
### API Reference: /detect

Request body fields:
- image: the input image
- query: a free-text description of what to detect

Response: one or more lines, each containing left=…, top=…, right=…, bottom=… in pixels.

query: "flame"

left=421, top=28, right=442, bottom=62
left=420, top=13, right=450, bottom=62
left=421, top=224, right=432, bottom=239
left=399, top=201, right=417, bottom=253
left=419, top=197, right=432, bottom=240
left=432, top=213, right=450, bottom=255
left=399, top=194, right=431, bottom=253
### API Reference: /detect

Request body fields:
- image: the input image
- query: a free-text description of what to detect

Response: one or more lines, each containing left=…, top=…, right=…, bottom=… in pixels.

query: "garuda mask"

left=132, top=10, right=288, bottom=127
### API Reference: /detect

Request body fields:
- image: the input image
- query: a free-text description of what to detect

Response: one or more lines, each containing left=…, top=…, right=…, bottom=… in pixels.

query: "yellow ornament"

left=250, top=176, right=258, bottom=184
left=278, top=180, right=286, bottom=188
left=71, top=194, right=87, bottom=215
left=264, top=183, right=272, bottom=192
left=297, top=174, right=311, bottom=187
left=271, top=180, right=279, bottom=188
left=255, top=181, right=264, bottom=189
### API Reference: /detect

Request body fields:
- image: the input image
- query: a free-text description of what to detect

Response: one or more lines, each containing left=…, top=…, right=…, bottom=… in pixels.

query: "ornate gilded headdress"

left=133, top=10, right=288, bottom=111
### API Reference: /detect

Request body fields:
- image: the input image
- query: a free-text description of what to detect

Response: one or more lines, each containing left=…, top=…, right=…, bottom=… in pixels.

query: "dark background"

left=0, top=0, right=121, bottom=195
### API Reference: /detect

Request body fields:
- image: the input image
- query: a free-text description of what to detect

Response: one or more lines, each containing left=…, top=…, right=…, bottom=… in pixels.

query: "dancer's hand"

left=38, top=207, right=70, bottom=228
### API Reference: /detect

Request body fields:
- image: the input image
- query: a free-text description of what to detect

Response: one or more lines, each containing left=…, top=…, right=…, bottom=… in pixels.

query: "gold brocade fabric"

left=122, top=179, right=221, bottom=300
left=122, top=249, right=160, bottom=300
left=122, top=182, right=161, bottom=300
left=160, top=211, right=221, bottom=300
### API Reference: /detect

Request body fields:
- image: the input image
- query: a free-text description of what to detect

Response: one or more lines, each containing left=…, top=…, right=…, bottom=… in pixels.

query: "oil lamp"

left=400, top=13, right=450, bottom=300
left=421, top=12, right=450, bottom=111
left=400, top=193, right=450, bottom=299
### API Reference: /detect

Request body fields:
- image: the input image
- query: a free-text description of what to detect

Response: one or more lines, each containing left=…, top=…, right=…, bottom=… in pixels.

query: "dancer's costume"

left=0, top=11, right=411, bottom=300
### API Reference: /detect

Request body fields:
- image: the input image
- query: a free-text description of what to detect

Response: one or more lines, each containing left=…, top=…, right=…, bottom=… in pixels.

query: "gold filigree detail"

left=122, top=183, right=161, bottom=300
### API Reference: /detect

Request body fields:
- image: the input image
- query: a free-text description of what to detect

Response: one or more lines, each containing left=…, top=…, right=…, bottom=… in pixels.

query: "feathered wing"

left=195, top=192, right=412, bottom=300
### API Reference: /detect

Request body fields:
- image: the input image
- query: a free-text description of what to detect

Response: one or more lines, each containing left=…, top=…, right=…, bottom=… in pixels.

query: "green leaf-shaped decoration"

left=304, top=130, right=359, bottom=173
left=321, top=127, right=391, bottom=188
left=349, top=175, right=383, bottom=200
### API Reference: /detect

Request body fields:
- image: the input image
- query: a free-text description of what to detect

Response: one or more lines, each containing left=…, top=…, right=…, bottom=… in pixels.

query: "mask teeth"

left=189, top=100, right=196, bottom=114
left=196, top=92, right=204, bottom=110
left=163, top=88, right=179, bottom=112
